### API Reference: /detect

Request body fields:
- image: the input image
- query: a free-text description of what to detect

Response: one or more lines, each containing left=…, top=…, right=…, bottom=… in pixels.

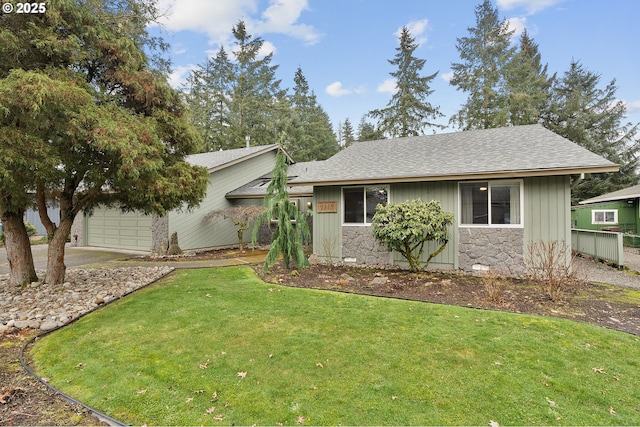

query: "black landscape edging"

left=18, top=268, right=178, bottom=427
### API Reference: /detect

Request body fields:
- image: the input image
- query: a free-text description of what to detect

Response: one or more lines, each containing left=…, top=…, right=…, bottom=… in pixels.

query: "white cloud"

left=325, top=81, right=352, bottom=97
left=394, top=19, right=429, bottom=45
left=376, top=78, right=398, bottom=94
left=167, top=64, right=197, bottom=89
left=625, top=100, right=640, bottom=112
left=440, top=72, right=454, bottom=83
left=154, top=0, right=255, bottom=46
left=496, top=0, right=565, bottom=14
left=154, top=0, right=320, bottom=49
left=506, top=16, right=527, bottom=38
left=255, top=0, right=321, bottom=45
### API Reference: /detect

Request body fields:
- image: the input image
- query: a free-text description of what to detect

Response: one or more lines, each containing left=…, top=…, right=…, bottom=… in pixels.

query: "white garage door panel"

left=87, top=208, right=152, bottom=251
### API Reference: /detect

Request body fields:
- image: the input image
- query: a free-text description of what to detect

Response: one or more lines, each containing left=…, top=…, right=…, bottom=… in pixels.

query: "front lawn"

left=31, top=267, right=640, bottom=425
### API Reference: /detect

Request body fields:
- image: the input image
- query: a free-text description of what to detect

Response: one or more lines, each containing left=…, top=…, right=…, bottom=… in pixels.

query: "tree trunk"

left=43, top=217, right=73, bottom=284
left=3, top=212, right=38, bottom=286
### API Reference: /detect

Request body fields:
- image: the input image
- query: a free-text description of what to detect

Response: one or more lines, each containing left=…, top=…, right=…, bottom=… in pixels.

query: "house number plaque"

left=317, top=201, right=337, bottom=213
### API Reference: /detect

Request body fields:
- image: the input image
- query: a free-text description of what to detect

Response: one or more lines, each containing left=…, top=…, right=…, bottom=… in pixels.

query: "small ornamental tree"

left=372, top=199, right=454, bottom=272
left=206, top=205, right=263, bottom=252
left=252, top=140, right=310, bottom=271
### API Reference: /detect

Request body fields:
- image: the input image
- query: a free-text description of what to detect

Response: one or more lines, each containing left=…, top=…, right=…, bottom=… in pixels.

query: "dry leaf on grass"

left=237, top=371, right=247, bottom=378
left=205, top=406, right=216, bottom=414
left=296, top=416, right=305, bottom=424
left=316, top=362, right=323, bottom=368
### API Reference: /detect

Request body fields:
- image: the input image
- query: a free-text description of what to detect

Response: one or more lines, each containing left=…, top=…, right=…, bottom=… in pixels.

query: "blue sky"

left=150, top=0, right=640, bottom=135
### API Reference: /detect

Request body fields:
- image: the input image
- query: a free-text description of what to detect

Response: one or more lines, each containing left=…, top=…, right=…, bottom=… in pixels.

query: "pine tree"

left=505, top=29, right=554, bottom=126
left=252, top=139, right=310, bottom=271
left=369, top=27, right=443, bottom=137
left=341, top=118, right=356, bottom=147
left=357, top=116, right=385, bottom=141
left=288, top=67, right=339, bottom=160
left=229, top=21, right=287, bottom=149
left=542, top=60, right=639, bottom=203
left=185, top=47, right=233, bottom=151
left=450, top=0, right=515, bottom=130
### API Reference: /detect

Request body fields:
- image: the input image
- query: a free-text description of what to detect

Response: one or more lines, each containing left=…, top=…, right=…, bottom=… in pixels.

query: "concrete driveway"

left=0, top=244, right=145, bottom=275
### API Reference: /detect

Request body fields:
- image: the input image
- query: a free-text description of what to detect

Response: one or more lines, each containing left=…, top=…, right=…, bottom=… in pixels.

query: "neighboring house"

left=75, top=144, right=308, bottom=252
left=289, top=124, right=618, bottom=275
left=571, top=184, right=640, bottom=233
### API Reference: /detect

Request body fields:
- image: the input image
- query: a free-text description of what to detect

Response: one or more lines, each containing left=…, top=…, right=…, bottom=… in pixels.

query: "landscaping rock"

left=0, top=266, right=174, bottom=331
left=370, top=276, right=388, bottom=285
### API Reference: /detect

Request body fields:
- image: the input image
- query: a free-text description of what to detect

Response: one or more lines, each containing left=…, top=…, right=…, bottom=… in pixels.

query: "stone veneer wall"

left=151, top=215, right=169, bottom=254
left=342, top=226, right=389, bottom=265
left=71, top=214, right=84, bottom=246
left=458, top=228, right=524, bottom=275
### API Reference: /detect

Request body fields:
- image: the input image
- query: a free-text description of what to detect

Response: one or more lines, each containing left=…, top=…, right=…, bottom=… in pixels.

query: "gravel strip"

left=573, top=249, right=640, bottom=290
left=0, top=266, right=174, bottom=332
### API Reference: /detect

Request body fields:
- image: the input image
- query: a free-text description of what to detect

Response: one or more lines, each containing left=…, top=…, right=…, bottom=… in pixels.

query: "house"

left=571, top=184, right=640, bottom=233
left=74, top=144, right=312, bottom=252
left=289, top=124, right=618, bottom=275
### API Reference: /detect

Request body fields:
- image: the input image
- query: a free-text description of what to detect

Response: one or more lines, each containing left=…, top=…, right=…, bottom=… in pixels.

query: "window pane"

left=594, top=212, right=604, bottom=223
left=605, top=211, right=615, bottom=222
left=491, top=183, right=520, bottom=224
left=460, top=183, right=488, bottom=224
left=344, top=187, right=364, bottom=223
left=366, top=187, right=388, bottom=223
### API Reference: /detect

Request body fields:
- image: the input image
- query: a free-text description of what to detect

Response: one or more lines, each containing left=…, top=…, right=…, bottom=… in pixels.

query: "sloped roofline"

left=188, top=144, right=294, bottom=174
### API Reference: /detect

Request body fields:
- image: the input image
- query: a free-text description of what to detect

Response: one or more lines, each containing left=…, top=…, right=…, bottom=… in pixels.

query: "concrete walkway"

left=0, top=244, right=266, bottom=276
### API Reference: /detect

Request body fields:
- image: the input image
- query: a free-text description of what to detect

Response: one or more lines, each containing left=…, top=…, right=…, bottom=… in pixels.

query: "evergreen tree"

left=0, top=0, right=208, bottom=285
left=252, top=139, right=310, bottom=271
left=288, top=67, right=339, bottom=160
left=450, top=0, right=515, bottom=130
left=357, top=116, right=385, bottom=141
left=229, top=21, right=287, bottom=149
left=185, top=47, right=233, bottom=151
left=505, top=29, right=554, bottom=126
left=369, top=27, right=443, bottom=137
left=341, top=118, right=356, bottom=147
left=542, top=60, right=639, bottom=203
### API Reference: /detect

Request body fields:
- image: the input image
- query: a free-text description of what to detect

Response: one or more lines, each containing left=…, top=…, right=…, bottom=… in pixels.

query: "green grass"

left=31, top=266, right=640, bottom=426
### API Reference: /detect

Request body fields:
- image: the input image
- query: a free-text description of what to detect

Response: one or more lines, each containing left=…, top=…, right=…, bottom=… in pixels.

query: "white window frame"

left=459, top=179, right=524, bottom=228
left=342, top=185, right=390, bottom=226
left=592, top=209, right=618, bottom=225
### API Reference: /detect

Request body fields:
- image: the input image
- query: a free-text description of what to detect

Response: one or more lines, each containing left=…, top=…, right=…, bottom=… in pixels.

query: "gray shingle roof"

left=226, top=161, right=320, bottom=198
left=289, top=124, right=618, bottom=186
left=186, top=144, right=279, bottom=171
left=579, top=183, right=640, bottom=204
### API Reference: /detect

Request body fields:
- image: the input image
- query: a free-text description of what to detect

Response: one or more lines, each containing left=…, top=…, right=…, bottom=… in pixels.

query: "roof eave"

left=289, top=165, right=620, bottom=187
left=206, top=145, right=290, bottom=174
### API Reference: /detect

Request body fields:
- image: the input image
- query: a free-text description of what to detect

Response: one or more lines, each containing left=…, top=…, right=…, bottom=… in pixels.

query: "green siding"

left=571, top=201, right=637, bottom=233
left=391, top=182, right=458, bottom=269
left=524, top=176, right=571, bottom=265
left=312, top=186, right=342, bottom=261
left=169, top=150, right=278, bottom=250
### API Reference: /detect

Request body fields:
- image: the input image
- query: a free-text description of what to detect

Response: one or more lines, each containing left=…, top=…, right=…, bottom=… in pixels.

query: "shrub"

left=525, top=240, right=584, bottom=302
left=24, top=221, right=37, bottom=236
left=372, top=199, right=454, bottom=272
left=482, top=269, right=506, bottom=304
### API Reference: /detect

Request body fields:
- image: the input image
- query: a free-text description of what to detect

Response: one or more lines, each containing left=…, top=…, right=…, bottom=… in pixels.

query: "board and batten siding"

left=391, top=182, right=458, bottom=270
left=523, top=175, right=572, bottom=266
left=312, top=186, right=342, bottom=262
left=168, top=150, right=278, bottom=250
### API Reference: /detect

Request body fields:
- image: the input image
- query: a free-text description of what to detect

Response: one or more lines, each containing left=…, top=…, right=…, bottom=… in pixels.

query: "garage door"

left=87, top=208, right=152, bottom=251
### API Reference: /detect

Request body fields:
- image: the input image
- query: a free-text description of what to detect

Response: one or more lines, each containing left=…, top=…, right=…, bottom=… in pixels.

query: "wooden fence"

left=571, top=228, right=624, bottom=268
